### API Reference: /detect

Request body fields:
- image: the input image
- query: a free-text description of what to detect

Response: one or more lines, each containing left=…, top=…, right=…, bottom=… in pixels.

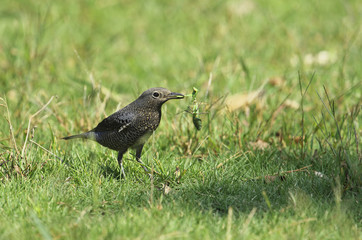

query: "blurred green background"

left=1, top=0, right=360, bottom=138
left=1, top=0, right=360, bottom=94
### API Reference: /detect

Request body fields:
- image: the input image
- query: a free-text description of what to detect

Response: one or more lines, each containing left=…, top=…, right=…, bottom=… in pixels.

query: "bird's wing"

left=92, top=111, right=135, bottom=133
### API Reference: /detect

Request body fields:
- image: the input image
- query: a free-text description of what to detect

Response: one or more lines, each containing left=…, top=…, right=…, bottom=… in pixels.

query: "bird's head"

left=138, top=87, right=184, bottom=108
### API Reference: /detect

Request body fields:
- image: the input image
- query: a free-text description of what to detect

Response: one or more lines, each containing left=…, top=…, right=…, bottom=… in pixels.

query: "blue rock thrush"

left=63, top=87, right=184, bottom=177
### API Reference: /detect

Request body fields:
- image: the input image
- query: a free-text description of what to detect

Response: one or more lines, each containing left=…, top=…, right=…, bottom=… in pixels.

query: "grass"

left=0, top=0, right=361, bottom=239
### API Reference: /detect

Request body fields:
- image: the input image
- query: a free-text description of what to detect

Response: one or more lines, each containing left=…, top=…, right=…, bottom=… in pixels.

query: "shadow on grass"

left=168, top=174, right=333, bottom=215
left=99, top=165, right=122, bottom=180
left=82, top=150, right=360, bottom=222
left=162, top=173, right=360, bottom=223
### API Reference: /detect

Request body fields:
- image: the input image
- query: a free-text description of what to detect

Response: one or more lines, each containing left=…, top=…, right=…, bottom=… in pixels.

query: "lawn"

left=0, top=0, right=361, bottom=239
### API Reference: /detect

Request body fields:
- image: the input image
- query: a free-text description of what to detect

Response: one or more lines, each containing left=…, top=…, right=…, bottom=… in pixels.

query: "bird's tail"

left=62, top=133, right=87, bottom=140
left=62, top=131, right=96, bottom=141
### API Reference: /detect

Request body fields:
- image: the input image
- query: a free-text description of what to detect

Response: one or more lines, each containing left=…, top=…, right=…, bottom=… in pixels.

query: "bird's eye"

left=152, top=92, right=160, bottom=98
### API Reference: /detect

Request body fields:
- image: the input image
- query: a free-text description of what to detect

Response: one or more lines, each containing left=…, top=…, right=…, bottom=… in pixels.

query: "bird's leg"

left=117, top=151, right=126, bottom=179
left=135, top=145, right=154, bottom=180
left=135, top=145, right=150, bottom=173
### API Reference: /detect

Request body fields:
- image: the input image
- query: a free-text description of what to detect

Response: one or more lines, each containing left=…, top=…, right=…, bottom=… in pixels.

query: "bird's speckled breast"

left=131, top=131, right=153, bottom=149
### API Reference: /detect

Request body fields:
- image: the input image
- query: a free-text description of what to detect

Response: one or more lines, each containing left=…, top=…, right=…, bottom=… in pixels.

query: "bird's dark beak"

left=167, top=92, right=184, bottom=100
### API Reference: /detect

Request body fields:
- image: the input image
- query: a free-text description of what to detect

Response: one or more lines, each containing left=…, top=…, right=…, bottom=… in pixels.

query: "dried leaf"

left=314, top=171, right=328, bottom=179
left=174, top=166, right=180, bottom=178
left=264, top=175, right=286, bottom=184
left=264, top=175, right=277, bottom=183
left=268, top=77, right=285, bottom=87
left=14, top=165, right=23, bottom=176
left=161, top=183, right=172, bottom=195
left=289, top=136, right=305, bottom=145
left=302, top=50, right=337, bottom=66
left=227, top=0, right=255, bottom=16
left=249, top=139, right=269, bottom=150
left=284, top=99, right=299, bottom=109
left=225, top=90, right=265, bottom=111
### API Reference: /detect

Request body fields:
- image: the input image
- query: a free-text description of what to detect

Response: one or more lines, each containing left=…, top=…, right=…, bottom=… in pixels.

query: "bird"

left=62, top=87, right=184, bottom=178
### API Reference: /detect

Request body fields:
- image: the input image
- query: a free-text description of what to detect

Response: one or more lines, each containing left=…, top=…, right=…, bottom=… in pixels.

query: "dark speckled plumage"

left=63, top=87, right=184, bottom=177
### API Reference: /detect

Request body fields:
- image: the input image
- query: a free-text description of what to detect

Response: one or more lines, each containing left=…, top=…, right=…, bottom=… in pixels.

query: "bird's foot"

left=120, top=166, right=126, bottom=179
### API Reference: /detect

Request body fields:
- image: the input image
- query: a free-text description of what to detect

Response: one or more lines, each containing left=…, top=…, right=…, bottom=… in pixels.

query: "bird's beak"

left=167, top=92, right=184, bottom=100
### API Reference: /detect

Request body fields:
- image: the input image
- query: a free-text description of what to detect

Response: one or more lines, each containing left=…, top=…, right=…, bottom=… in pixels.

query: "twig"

left=0, top=97, right=19, bottom=154
left=205, top=72, right=213, bottom=98
left=244, top=164, right=313, bottom=181
left=353, top=125, right=360, bottom=163
left=242, top=207, right=257, bottom=230
left=193, top=136, right=209, bottom=155
left=298, top=72, right=315, bottom=160
left=73, top=49, right=126, bottom=103
left=226, top=207, right=233, bottom=240
left=21, top=96, right=54, bottom=158
left=29, top=139, right=64, bottom=163
left=276, top=164, right=312, bottom=175
left=216, top=151, right=245, bottom=169
left=290, top=218, right=317, bottom=226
